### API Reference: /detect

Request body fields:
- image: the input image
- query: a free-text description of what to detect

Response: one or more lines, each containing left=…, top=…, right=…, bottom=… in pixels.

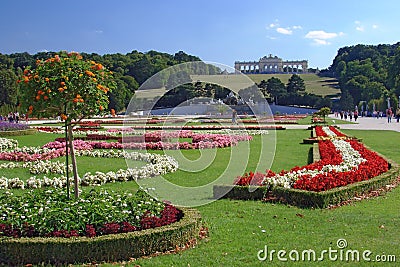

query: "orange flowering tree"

left=18, top=51, right=115, bottom=198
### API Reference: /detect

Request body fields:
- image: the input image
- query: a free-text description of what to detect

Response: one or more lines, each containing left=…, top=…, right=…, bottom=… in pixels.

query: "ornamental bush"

left=18, top=52, right=116, bottom=198
left=0, top=188, right=182, bottom=238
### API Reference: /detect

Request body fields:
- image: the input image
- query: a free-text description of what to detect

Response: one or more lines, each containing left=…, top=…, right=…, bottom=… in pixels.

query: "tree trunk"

left=67, top=125, right=79, bottom=198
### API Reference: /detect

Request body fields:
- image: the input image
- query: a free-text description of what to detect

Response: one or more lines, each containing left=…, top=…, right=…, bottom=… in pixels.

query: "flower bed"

left=128, top=125, right=285, bottom=130
left=0, top=122, right=36, bottom=137
left=0, top=138, right=178, bottom=189
left=311, top=116, right=325, bottom=124
left=214, top=126, right=398, bottom=208
left=50, top=130, right=253, bottom=150
left=0, top=189, right=203, bottom=265
left=235, top=126, right=389, bottom=192
left=0, top=189, right=180, bottom=238
left=0, top=122, right=29, bottom=131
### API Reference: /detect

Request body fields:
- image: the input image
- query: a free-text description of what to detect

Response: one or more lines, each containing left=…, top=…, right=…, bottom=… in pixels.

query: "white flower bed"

left=0, top=144, right=178, bottom=189
left=0, top=138, right=18, bottom=152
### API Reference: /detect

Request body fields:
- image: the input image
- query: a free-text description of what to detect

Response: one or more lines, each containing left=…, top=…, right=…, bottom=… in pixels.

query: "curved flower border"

left=235, top=126, right=389, bottom=192
left=0, top=138, right=178, bottom=190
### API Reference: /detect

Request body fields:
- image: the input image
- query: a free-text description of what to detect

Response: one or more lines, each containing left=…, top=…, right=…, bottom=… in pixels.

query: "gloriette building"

left=234, top=54, right=308, bottom=74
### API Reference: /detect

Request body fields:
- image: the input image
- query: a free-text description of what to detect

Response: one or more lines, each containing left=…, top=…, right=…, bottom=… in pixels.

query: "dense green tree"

left=344, top=75, right=368, bottom=105
left=339, top=90, right=355, bottom=111
left=328, top=43, right=400, bottom=111
left=10, top=52, right=35, bottom=70
left=0, top=54, right=14, bottom=69
left=174, top=50, right=200, bottom=63
left=0, top=50, right=207, bottom=113
left=0, top=69, right=18, bottom=106
left=266, top=77, right=286, bottom=102
left=315, top=96, right=333, bottom=109
left=257, top=79, right=268, bottom=96
left=238, top=85, right=264, bottom=103
left=361, top=81, right=387, bottom=101
left=286, top=74, right=305, bottom=94
left=214, top=85, right=230, bottom=100
left=317, top=107, right=331, bottom=122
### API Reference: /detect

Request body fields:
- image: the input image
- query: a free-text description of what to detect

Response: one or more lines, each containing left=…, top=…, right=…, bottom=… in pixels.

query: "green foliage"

left=215, top=158, right=399, bottom=208
left=0, top=104, right=16, bottom=117
left=339, top=89, right=355, bottom=111
left=1, top=50, right=204, bottom=113
left=317, top=107, right=331, bottom=121
left=286, top=74, right=305, bottom=94
left=0, top=207, right=202, bottom=266
left=0, top=129, right=36, bottom=137
left=261, top=77, right=287, bottom=102
left=330, top=43, right=400, bottom=110
left=0, top=69, right=18, bottom=106
left=0, top=189, right=164, bottom=236
left=256, top=75, right=331, bottom=108
left=18, top=52, right=116, bottom=123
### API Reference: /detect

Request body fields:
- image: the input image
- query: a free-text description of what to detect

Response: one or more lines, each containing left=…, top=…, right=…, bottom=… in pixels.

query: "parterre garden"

left=0, top=117, right=399, bottom=266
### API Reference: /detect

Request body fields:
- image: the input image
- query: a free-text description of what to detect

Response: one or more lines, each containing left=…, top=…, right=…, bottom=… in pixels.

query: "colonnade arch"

left=235, top=54, right=308, bottom=74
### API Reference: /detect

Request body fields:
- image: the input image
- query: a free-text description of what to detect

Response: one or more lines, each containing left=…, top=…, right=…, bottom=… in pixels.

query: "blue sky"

left=1, top=0, right=400, bottom=69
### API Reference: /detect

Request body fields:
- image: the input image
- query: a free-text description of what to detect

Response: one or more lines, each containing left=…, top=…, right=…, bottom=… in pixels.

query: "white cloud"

left=305, top=30, right=339, bottom=40
left=94, top=30, right=103, bottom=34
left=305, top=30, right=342, bottom=46
left=372, top=24, right=378, bottom=29
left=292, top=25, right=302, bottom=30
left=269, top=23, right=278, bottom=28
left=276, top=27, right=292, bottom=35
left=356, top=26, right=364, bottom=32
left=313, top=39, right=330, bottom=45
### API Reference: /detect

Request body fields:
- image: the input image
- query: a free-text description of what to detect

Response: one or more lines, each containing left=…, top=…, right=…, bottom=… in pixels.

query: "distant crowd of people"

left=334, top=107, right=400, bottom=123
left=0, top=112, right=27, bottom=124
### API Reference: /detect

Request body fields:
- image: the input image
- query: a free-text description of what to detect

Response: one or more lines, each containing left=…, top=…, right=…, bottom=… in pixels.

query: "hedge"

left=0, top=129, right=37, bottom=137
left=213, top=149, right=400, bottom=209
left=0, top=208, right=202, bottom=266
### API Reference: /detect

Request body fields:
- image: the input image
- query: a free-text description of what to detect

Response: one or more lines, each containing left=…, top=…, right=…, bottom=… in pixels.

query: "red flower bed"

left=0, top=204, right=182, bottom=238
left=314, top=126, right=328, bottom=137
left=292, top=140, right=388, bottom=192
left=234, top=170, right=276, bottom=186
left=235, top=126, right=389, bottom=192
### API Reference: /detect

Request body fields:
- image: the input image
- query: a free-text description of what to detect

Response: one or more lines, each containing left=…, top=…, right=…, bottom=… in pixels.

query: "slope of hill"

left=247, top=73, right=340, bottom=97
left=191, top=73, right=339, bottom=97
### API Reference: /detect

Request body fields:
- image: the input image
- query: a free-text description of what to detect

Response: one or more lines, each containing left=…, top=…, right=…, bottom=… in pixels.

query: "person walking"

left=386, top=108, right=393, bottom=123
left=396, top=107, right=400, bottom=123
left=354, top=110, right=358, bottom=121
left=232, top=109, right=237, bottom=124
left=14, top=112, right=19, bottom=123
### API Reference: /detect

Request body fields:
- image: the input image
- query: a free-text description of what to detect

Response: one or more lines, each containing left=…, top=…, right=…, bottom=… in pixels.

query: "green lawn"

left=5, top=129, right=400, bottom=266
left=247, top=73, right=340, bottom=97
left=132, top=129, right=400, bottom=267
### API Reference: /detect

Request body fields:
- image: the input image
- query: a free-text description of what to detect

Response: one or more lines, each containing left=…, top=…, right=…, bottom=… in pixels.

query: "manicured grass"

left=247, top=73, right=340, bottom=97
left=190, top=74, right=340, bottom=97
left=4, top=129, right=400, bottom=266
left=129, top=129, right=400, bottom=267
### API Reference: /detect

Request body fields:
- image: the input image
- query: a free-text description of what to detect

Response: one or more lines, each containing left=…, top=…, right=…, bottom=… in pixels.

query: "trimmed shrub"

left=213, top=159, right=400, bottom=209
left=0, top=208, right=202, bottom=265
left=0, top=128, right=36, bottom=137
